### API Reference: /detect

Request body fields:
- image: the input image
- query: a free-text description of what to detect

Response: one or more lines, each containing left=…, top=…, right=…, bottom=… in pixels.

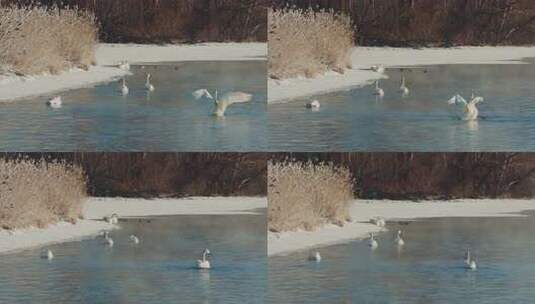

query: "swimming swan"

left=447, top=93, right=484, bottom=121
left=374, top=81, right=385, bottom=97
left=46, top=96, right=62, bottom=108
left=192, top=89, right=253, bottom=117
left=103, top=232, right=114, bottom=247
left=305, top=100, right=320, bottom=109
left=394, top=230, right=405, bottom=246
left=464, top=249, right=477, bottom=270
left=145, top=73, right=155, bottom=92
left=308, top=251, right=322, bottom=262
left=41, top=249, right=54, bottom=260
left=399, top=75, right=409, bottom=96
left=129, top=235, right=140, bottom=244
left=371, top=65, right=385, bottom=73
left=196, top=249, right=212, bottom=269
left=368, top=233, right=378, bottom=249
left=119, top=78, right=129, bottom=96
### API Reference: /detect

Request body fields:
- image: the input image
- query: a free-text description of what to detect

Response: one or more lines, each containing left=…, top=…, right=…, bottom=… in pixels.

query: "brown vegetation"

left=270, top=153, right=535, bottom=200
left=0, top=158, right=87, bottom=230
left=0, top=4, right=97, bottom=75
left=268, top=7, right=354, bottom=79
left=4, top=0, right=268, bottom=43
left=268, top=160, right=353, bottom=232
left=272, top=0, right=535, bottom=46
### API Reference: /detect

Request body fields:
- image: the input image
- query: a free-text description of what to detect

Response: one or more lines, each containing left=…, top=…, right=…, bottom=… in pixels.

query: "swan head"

left=203, top=249, right=211, bottom=256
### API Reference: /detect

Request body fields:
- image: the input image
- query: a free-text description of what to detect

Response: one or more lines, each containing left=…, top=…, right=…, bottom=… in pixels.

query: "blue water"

left=268, top=59, right=535, bottom=151
left=0, top=61, right=267, bottom=151
left=267, top=213, right=535, bottom=303
left=0, top=213, right=266, bottom=303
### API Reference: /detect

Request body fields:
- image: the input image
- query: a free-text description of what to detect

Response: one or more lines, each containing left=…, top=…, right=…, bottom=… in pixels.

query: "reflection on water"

left=0, top=213, right=266, bottom=303
left=268, top=58, right=535, bottom=151
left=0, top=61, right=267, bottom=151
left=268, top=212, right=535, bottom=303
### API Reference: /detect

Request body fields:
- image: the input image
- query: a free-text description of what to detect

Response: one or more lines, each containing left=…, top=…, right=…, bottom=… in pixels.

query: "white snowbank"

left=0, top=196, right=266, bottom=255
left=268, top=199, right=535, bottom=256
left=268, top=46, right=535, bottom=103
left=0, top=42, right=266, bottom=102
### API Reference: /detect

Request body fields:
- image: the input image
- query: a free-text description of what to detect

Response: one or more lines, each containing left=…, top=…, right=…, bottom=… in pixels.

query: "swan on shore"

left=308, top=251, right=321, bottom=262
left=104, top=213, right=119, bottom=225
left=394, top=230, right=405, bottom=246
left=399, top=74, right=409, bottom=96
left=196, top=249, right=212, bottom=269
left=370, top=217, right=386, bottom=227
left=192, top=89, right=252, bottom=117
left=464, top=249, right=477, bottom=270
left=368, top=233, right=378, bottom=249
left=129, top=234, right=140, bottom=244
left=41, top=249, right=54, bottom=260
left=119, top=78, right=129, bottom=96
left=371, top=65, right=385, bottom=73
left=305, top=100, right=320, bottom=109
left=145, top=73, right=155, bottom=92
left=374, top=81, right=385, bottom=97
left=118, top=60, right=130, bottom=71
left=46, top=96, right=62, bottom=108
left=447, top=93, right=484, bottom=121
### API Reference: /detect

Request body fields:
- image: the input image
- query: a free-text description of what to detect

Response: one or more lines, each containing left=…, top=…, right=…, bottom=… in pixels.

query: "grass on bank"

left=268, top=7, right=354, bottom=80
left=0, top=158, right=87, bottom=230
left=0, top=5, right=97, bottom=76
left=268, top=160, right=354, bottom=232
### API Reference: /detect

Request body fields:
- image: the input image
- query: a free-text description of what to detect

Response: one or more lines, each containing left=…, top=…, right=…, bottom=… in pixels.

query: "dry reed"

left=268, top=160, right=354, bottom=232
left=268, top=7, right=354, bottom=79
left=0, top=4, right=97, bottom=76
left=0, top=158, right=87, bottom=230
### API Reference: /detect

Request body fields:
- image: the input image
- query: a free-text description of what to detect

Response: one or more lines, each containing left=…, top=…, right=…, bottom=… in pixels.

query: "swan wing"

left=192, top=89, right=213, bottom=100
left=471, top=96, right=484, bottom=104
left=447, top=94, right=467, bottom=106
left=218, top=91, right=253, bottom=106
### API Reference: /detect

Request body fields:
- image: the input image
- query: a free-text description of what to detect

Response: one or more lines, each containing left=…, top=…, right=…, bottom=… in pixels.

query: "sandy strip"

left=0, top=42, right=266, bottom=102
left=268, top=46, right=535, bottom=103
left=268, top=199, right=535, bottom=256
left=0, top=196, right=266, bottom=255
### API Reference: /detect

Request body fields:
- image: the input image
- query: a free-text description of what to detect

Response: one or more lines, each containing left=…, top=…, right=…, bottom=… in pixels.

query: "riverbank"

left=0, top=196, right=266, bottom=255
left=268, top=46, right=535, bottom=103
left=0, top=42, right=266, bottom=102
left=268, top=199, right=535, bottom=256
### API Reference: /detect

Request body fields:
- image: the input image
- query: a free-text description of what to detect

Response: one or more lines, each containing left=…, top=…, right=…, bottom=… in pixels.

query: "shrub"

left=0, top=4, right=97, bottom=76
left=268, top=160, right=354, bottom=232
left=0, top=157, right=87, bottom=230
left=268, top=7, right=354, bottom=79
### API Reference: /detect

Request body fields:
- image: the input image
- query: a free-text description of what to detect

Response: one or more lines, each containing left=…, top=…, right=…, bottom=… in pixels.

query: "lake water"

left=0, top=213, right=266, bottom=303
left=268, top=59, right=535, bottom=151
left=0, top=61, right=267, bottom=151
left=267, top=212, right=535, bottom=303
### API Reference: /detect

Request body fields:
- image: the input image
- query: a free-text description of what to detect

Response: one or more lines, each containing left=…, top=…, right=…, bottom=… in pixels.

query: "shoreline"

left=268, top=199, right=535, bottom=256
left=0, top=196, right=266, bottom=255
left=268, top=46, right=535, bottom=103
left=0, top=42, right=266, bottom=102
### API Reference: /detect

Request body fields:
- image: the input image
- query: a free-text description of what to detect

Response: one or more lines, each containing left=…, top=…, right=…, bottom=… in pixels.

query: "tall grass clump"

left=268, top=7, right=354, bottom=79
left=0, top=158, right=87, bottom=230
left=0, top=4, right=97, bottom=76
left=268, top=160, right=354, bottom=232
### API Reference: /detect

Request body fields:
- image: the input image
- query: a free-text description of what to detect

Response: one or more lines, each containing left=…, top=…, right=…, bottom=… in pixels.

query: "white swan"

left=374, top=81, right=385, bottom=97
left=145, top=73, right=155, bottom=92
left=370, top=216, right=386, bottom=227
left=308, top=251, right=321, bottom=262
left=305, top=100, right=320, bottom=109
left=41, top=249, right=54, bottom=260
left=192, top=89, right=253, bottom=117
left=104, top=213, right=119, bottom=225
left=119, top=78, right=129, bottom=96
left=399, top=75, right=409, bottom=96
left=371, top=65, right=385, bottom=73
left=102, top=232, right=114, bottom=247
left=196, top=249, right=212, bottom=269
left=118, top=60, right=130, bottom=71
left=46, top=96, right=62, bottom=108
left=464, top=249, right=477, bottom=270
left=368, top=233, right=378, bottom=249
left=129, top=234, right=140, bottom=244
left=447, top=93, right=484, bottom=121
left=394, top=230, right=405, bottom=246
